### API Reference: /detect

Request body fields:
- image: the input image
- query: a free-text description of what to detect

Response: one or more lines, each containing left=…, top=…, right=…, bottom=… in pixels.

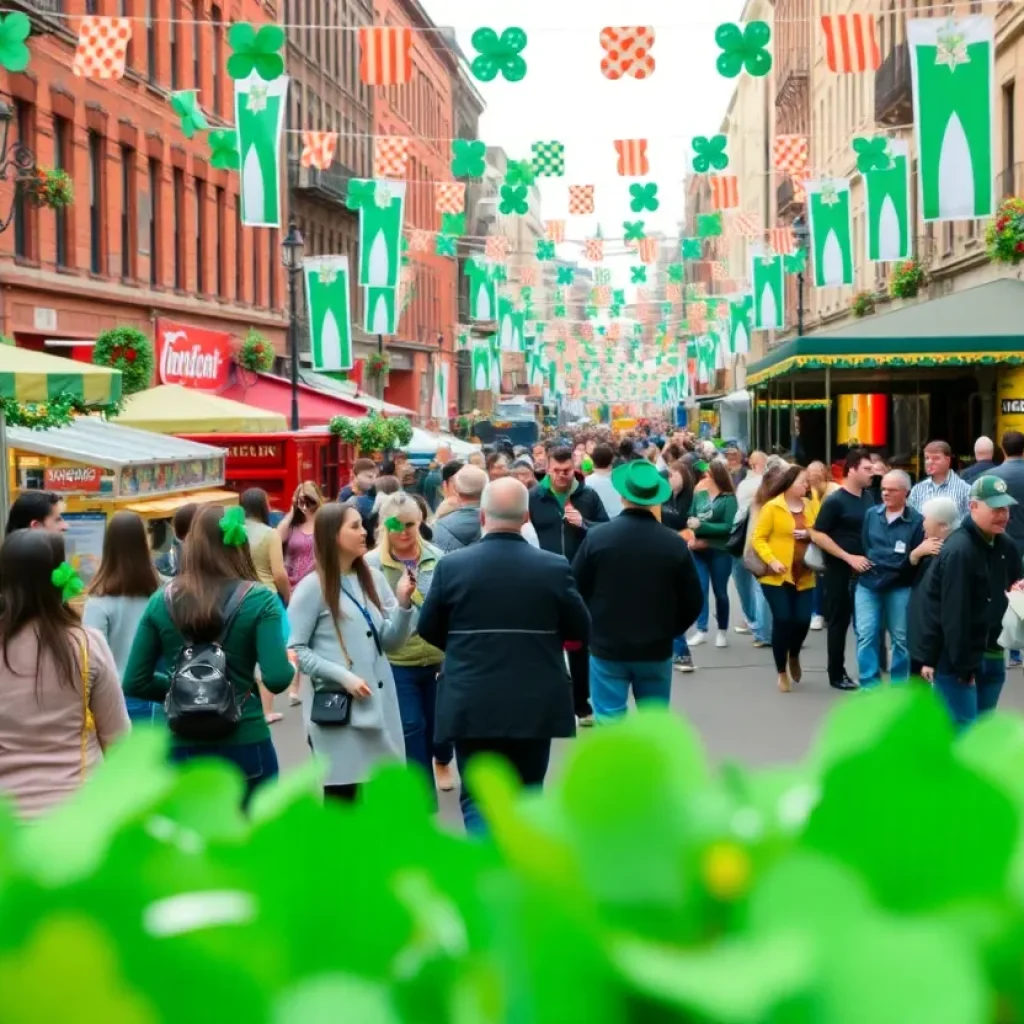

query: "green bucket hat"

left=611, top=459, right=672, bottom=507
left=971, top=475, right=1018, bottom=509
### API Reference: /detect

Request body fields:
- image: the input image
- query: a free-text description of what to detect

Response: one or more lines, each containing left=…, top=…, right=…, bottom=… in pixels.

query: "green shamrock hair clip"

left=715, top=21, right=773, bottom=79
left=226, top=22, right=286, bottom=81
left=51, top=562, right=83, bottom=603
left=384, top=516, right=405, bottom=534
left=170, top=91, right=210, bottom=140
left=470, top=26, right=528, bottom=83
left=852, top=136, right=891, bottom=174
left=692, top=135, right=729, bottom=173
left=219, top=506, right=248, bottom=547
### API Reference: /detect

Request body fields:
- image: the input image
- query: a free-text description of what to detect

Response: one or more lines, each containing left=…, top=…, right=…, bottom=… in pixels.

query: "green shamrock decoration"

left=554, top=303, right=567, bottom=318
left=623, top=221, right=646, bottom=242
left=609, top=303, right=622, bottom=318
left=208, top=130, right=240, bottom=170
left=784, top=248, right=808, bottom=274
left=384, top=516, right=405, bottom=534
left=499, top=185, right=529, bottom=216
left=697, top=211, right=724, bottom=237
left=504, top=160, right=535, bottom=187
left=681, top=238, right=702, bottom=259
left=345, top=179, right=375, bottom=211
left=668, top=263, right=684, bottom=282
left=170, top=91, right=209, bottom=139
left=852, top=136, right=891, bottom=174
left=219, top=506, right=247, bottom=547
left=629, top=183, right=660, bottom=213
left=536, top=240, right=555, bottom=261
left=225, top=22, right=286, bottom=81
left=451, top=139, right=487, bottom=178
left=692, top=134, right=730, bottom=173
left=715, top=20, right=773, bottom=79
left=0, top=12, right=31, bottom=73
left=470, top=26, right=528, bottom=83
left=557, top=266, right=574, bottom=286
left=613, top=288, right=626, bottom=305
left=585, top=304, right=598, bottom=319
left=435, top=235, right=457, bottom=258
left=631, top=266, right=647, bottom=285
left=51, top=562, right=83, bottom=603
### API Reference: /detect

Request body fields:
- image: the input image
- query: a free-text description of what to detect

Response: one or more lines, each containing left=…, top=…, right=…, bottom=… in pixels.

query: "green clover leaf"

left=219, top=506, right=247, bottom=547
left=557, top=266, right=575, bottom=286
left=451, top=139, right=486, bottom=178
left=226, top=22, right=286, bottom=81
left=668, top=263, right=685, bottom=282
left=441, top=212, right=465, bottom=235
left=208, top=129, right=240, bottom=170
left=631, top=266, right=647, bottom=285
left=435, top=234, right=457, bottom=257
left=499, top=184, right=529, bottom=216
left=697, top=211, right=723, bottom=237
left=345, top=179, right=376, bottom=211
left=51, top=562, right=83, bottom=603
left=692, top=134, right=730, bottom=173
left=536, top=239, right=556, bottom=260
left=784, top=247, right=808, bottom=274
left=715, top=20, right=773, bottom=79
left=0, top=12, right=31, bottom=73
left=681, top=238, right=702, bottom=259
left=613, top=288, right=626, bottom=305
left=629, top=183, right=660, bottom=213
left=623, top=220, right=646, bottom=242
left=609, top=303, right=622, bottom=317
left=470, top=26, right=528, bottom=83
left=504, top=159, right=535, bottom=187
left=384, top=516, right=405, bottom=534
left=554, top=303, right=567, bottom=318
left=852, top=135, right=891, bottom=175
left=170, top=90, right=209, bottom=139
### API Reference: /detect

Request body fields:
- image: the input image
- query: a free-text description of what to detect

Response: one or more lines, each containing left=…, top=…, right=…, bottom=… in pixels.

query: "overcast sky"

left=422, top=0, right=745, bottom=245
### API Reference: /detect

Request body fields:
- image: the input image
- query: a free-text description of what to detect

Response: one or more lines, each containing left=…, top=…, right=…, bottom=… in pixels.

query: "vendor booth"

left=117, top=384, right=287, bottom=434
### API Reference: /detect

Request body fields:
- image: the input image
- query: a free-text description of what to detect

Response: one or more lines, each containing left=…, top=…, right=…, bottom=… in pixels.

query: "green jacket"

left=121, top=583, right=294, bottom=746
left=689, top=490, right=739, bottom=551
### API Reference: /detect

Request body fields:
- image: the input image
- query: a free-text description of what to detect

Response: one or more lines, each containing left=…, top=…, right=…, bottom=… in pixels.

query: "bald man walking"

left=962, top=436, right=997, bottom=484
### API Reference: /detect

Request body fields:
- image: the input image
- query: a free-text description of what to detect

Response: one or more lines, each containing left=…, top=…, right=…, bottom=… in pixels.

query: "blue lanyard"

left=341, top=584, right=383, bottom=657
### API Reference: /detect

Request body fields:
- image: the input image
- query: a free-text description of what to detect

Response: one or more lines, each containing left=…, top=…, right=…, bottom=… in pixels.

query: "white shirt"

left=522, top=521, right=540, bottom=547
left=735, top=472, right=763, bottom=520
left=585, top=471, right=624, bottom=518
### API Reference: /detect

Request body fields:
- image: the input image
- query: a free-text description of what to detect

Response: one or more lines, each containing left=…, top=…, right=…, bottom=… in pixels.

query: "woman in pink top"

left=0, top=530, right=129, bottom=818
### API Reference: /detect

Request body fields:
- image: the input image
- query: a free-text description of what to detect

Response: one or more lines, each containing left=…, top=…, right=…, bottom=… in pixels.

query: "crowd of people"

left=0, top=420, right=1019, bottom=830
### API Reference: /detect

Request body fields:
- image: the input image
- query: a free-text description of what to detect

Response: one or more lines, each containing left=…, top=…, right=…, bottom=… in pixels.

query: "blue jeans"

left=589, top=655, right=673, bottom=721
left=391, top=664, right=453, bottom=799
left=753, top=582, right=773, bottom=644
left=694, top=548, right=732, bottom=632
left=731, top=559, right=759, bottom=631
left=673, top=635, right=691, bottom=659
left=934, top=657, right=1005, bottom=729
left=759, top=584, right=814, bottom=674
left=125, top=697, right=167, bottom=724
left=854, top=585, right=911, bottom=687
left=455, top=738, right=550, bottom=836
left=169, top=738, right=279, bottom=809
left=812, top=582, right=824, bottom=617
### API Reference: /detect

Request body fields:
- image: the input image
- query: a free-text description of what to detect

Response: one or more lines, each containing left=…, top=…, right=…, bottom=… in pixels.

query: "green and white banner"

left=806, top=178, right=855, bottom=287
left=527, top=347, right=546, bottom=388
left=497, top=296, right=524, bottom=352
left=491, top=342, right=503, bottom=394
left=304, top=255, right=352, bottom=371
left=471, top=339, right=493, bottom=391
left=465, top=258, right=497, bottom=321
left=430, top=359, right=450, bottom=419
left=909, top=15, right=995, bottom=221
left=750, top=246, right=785, bottom=331
left=235, top=73, right=289, bottom=227
left=728, top=294, right=753, bottom=357
left=358, top=180, right=407, bottom=288
left=363, top=286, right=398, bottom=336
left=864, top=138, right=912, bottom=261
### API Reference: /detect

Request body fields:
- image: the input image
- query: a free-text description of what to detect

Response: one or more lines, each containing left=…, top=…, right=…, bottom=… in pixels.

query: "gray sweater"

left=83, top=595, right=154, bottom=679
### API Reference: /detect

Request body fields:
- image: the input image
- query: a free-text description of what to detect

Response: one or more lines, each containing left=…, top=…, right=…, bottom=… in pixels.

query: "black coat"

left=529, top=481, right=609, bottom=562
left=572, top=509, right=702, bottom=662
left=418, top=532, right=591, bottom=742
left=907, top=553, right=942, bottom=668
left=660, top=483, right=695, bottom=532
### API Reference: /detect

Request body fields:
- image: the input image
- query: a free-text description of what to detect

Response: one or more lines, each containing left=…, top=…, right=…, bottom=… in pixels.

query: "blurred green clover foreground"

left=4, top=686, right=1024, bottom=1022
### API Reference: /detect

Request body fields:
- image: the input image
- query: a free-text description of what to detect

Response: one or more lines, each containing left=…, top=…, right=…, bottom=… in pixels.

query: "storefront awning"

left=117, top=385, right=288, bottom=434
left=747, top=278, right=1024, bottom=387
left=0, top=345, right=121, bottom=404
left=219, top=373, right=367, bottom=428
left=299, top=370, right=416, bottom=417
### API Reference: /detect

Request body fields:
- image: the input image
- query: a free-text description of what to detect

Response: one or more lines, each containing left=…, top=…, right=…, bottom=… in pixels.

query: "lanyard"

left=341, top=584, right=383, bottom=657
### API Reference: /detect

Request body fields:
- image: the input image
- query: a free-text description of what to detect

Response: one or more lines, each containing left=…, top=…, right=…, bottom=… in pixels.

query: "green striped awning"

left=0, top=346, right=121, bottom=405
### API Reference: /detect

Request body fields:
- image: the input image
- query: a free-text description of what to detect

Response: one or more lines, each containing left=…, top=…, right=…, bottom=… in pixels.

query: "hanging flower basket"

left=366, top=351, right=391, bottom=378
left=986, top=196, right=1024, bottom=265
left=889, top=259, right=927, bottom=300
left=92, top=326, right=154, bottom=395
left=25, top=168, right=74, bottom=211
left=236, top=328, right=275, bottom=373
left=851, top=291, right=876, bottom=318
left=328, top=411, right=413, bottom=453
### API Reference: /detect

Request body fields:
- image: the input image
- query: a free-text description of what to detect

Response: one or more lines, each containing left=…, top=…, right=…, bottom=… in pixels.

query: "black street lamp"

left=791, top=214, right=810, bottom=338
left=280, top=223, right=305, bottom=432
left=0, top=99, right=37, bottom=234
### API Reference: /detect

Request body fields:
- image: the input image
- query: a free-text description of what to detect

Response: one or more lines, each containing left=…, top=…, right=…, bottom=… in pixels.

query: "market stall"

left=8, top=417, right=233, bottom=584
left=116, top=384, right=287, bottom=433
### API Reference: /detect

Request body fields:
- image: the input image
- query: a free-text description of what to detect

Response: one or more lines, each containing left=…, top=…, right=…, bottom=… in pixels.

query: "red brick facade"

left=0, top=0, right=286, bottom=361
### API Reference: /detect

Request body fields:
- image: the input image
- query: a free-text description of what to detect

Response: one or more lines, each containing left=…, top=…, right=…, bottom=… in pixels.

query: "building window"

left=235, top=200, right=244, bottom=300
left=268, top=228, right=278, bottom=309
left=53, top=116, right=69, bottom=267
left=211, top=5, right=222, bottom=117
left=170, top=0, right=180, bottom=89
left=13, top=101, right=32, bottom=260
left=1003, top=80, right=1016, bottom=196
left=173, top=167, right=185, bottom=289
left=88, top=131, right=103, bottom=274
left=119, top=0, right=134, bottom=68
left=148, top=158, right=160, bottom=285
left=120, top=145, right=135, bottom=279
left=215, top=185, right=225, bottom=296
left=86, top=0, right=97, bottom=12
left=193, top=3, right=202, bottom=92
left=145, top=0, right=156, bottom=81
left=195, top=177, right=205, bottom=293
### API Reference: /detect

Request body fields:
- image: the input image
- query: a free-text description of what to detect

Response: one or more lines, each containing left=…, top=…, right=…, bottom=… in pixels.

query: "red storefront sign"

left=156, top=318, right=232, bottom=391
left=45, top=465, right=103, bottom=491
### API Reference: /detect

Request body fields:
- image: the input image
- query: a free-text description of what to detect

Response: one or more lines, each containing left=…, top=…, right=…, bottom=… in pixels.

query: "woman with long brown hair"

left=84, top=511, right=163, bottom=723
left=287, top=501, right=415, bottom=803
left=122, top=504, right=294, bottom=804
left=0, top=529, right=129, bottom=818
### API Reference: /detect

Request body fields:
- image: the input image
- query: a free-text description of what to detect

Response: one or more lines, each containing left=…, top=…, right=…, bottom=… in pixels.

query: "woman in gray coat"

left=288, top=501, right=416, bottom=802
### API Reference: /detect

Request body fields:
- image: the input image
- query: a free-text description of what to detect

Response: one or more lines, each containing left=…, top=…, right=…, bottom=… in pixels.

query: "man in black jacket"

left=419, top=477, right=590, bottom=834
left=528, top=445, right=608, bottom=724
left=572, top=461, right=702, bottom=720
left=928, top=475, right=1019, bottom=728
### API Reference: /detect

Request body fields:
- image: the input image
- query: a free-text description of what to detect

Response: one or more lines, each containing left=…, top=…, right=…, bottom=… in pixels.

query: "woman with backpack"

left=287, top=501, right=416, bottom=804
left=0, top=530, right=129, bottom=818
left=83, top=511, right=164, bottom=724
left=122, top=504, right=294, bottom=804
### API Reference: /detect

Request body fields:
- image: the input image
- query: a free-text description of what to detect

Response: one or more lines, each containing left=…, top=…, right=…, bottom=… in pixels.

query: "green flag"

left=471, top=339, right=493, bottom=391
left=751, top=247, right=785, bottom=331
left=806, top=178, right=855, bottom=287
left=363, top=286, right=398, bottom=335
left=728, top=293, right=753, bottom=357
left=465, top=258, right=497, bottom=320
left=234, top=73, right=289, bottom=227
left=357, top=179, right=407, bottom=288
left=304, top=255, right=353, bottom=371
left=864, top=138, right=912, bottom=261
left=430, top=359, right=450, bottom=419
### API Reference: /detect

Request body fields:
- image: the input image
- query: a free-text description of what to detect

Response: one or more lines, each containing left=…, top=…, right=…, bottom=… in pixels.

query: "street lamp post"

left=280, top=223, right=305, bottom=432
left=792, top=214, right=810, bottom=338
left=0, top=99, right=37, bottom=234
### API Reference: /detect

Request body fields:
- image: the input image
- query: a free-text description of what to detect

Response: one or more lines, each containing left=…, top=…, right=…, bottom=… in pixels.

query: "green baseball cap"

left=970, top=475, right=1018, bottom=509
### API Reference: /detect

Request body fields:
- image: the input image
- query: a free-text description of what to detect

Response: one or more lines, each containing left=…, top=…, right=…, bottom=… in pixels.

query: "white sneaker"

left=689, top=630, right=709, bottom=647
left=734, top=623, right=752, bottom=635
left=810, top=614, right=824, bottom=631
left=715, top=630, right=728, bottom=648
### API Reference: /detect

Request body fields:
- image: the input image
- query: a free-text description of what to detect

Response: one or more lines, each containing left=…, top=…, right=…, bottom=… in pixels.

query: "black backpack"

left=163, top=582, right=254, bottom=741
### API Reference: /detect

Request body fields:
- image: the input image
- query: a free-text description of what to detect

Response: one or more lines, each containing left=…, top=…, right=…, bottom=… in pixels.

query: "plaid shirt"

left=908, top=471, right=972, bottom=519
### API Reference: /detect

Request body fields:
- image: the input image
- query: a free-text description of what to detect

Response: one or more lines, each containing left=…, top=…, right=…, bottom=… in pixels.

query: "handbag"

left=804, top=542, right=827, bottom=574
left=743, top=546, right=769, bottom=577
left=726, top=512, right=748, bottom=558
left=310, top=689, right=352, bottom=726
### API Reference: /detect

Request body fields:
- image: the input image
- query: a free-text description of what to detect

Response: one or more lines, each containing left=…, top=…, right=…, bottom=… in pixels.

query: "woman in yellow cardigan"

left=752, top=464, right=818, bottom=692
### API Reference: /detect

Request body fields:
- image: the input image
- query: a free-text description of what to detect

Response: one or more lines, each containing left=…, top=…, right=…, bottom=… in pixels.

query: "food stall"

left=8, top=417, right=234, bottom=584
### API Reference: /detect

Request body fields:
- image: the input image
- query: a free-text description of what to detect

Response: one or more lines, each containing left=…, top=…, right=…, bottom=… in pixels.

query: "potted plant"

left=92, top=326, right=154, bottom=395
left=236, top=329, right=275, bottom=373
left=851, top=291, right=876, bottom=318
left=25, top=168, right=74, bottom=211
left=366, top=351, right=391, bottom=380
left=889, top=259, right=927, bottom=300
left=986, top=196, right=1024, bottom=264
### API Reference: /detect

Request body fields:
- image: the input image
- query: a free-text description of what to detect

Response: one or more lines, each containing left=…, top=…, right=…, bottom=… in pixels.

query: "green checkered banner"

left=531, top=140, right=565, bottom=177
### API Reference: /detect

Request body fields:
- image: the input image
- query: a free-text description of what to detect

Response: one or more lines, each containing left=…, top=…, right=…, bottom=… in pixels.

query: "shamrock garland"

left=557, top=266, right=574, bottom=286
left=852, top=136, right=891, bottom=174
left=435, top=235, right=457, bottom=258
left=345, top=179, right=376, bottom=211
left=0, top=392, right=122, bottom=430
left=226, top=22, right=285, bottom=81
left=784, top=248, right=808, bottom=274
left=668, top=263, right=684, bottom=282
left=631, top=267, right=647, bottom=284
left=536, top=240, right=556, bottom=260
left=208, top=130, right=240, bottom=170
left=623, top=221, right=646, bottom=242
left=0, top=12, right=31, bottom=73
left=451, top=139, right=486, bottom=178
left=692, top=134, right=729, bottom=173
left=441, top=212, right=465, bottom=235
left=470, top=26, right=528, bottom=83
left=715, top=21, right=773, bottom=78
left=629, top=183, right=659, bottom=213
left=504, top=160, right=535, bottom=187
left=170, top=91, right=209, bottom=139
left=498, top=184, right=529, bottom=215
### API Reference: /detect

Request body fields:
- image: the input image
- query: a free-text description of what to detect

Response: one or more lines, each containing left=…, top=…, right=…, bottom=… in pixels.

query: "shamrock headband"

left=51, top=562, right=84, bottom=603
left=219, top=506, right=247, bottom=547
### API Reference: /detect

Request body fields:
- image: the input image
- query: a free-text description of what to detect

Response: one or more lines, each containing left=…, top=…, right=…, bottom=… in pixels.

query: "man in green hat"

left=926, top=475, right=1020, bottom=728
left=571, top=459, right=702, bottom=722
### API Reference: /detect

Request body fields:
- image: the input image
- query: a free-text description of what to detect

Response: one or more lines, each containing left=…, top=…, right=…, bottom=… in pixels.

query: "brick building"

left=372, top=0, right=458, bottom=417
left=0, top=0, right=287, bottom=363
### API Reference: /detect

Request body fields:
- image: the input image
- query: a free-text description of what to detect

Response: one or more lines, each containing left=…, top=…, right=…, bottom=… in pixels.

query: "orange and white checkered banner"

left=373, top=136, right=409, bottom=178
left=73, top=16, right=132, bottom=79
left=606, top=323, right=622, bottom=342
left=545, top=219, right=566, bottom=242
left=584, top=238, right=604, bottom=262
left=666, top=283, right=682, bottom=302
left=434, top=182, right=466, bottom=214
left=710, top=261, right=729, bottom=281
left=710, top=175, right=740, bottom=210
left=408, top=229, right=431, bottom=252
left=600, top=26, right=656, bottom=80
left=568, top=185, right=595, bottom=216
left=301, top=131, right=338, bottom=170
left=579, top=323, right=594, bottom=343
left=638, top=237, right=658, bottom=264
left=613, top=139, right=650, bottom=177
left=773, top=135, right=809, bottom=176
left=520, top=264, right=537, bottom=287
left=593, top=285, right=611, bottom=306
left=768, top=227, right=796, bottom=254
left=359, top=26, right=413, bottom=85
left=485, top=236, right=511, bottom=262
left=729, top=210, right=761, bottom=238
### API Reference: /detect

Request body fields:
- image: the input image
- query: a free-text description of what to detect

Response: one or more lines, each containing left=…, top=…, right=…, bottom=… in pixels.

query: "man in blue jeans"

left=925, top=476, right=1019, bottom=728
left=573, top=461, right=702, bottom=720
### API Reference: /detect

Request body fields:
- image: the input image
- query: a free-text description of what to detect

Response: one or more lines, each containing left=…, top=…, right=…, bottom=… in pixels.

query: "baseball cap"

left=971, top=475, right=1018, bottom=508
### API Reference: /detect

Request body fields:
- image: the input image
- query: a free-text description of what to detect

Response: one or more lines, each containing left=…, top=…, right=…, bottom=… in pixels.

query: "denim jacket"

left=859, top=503, right=924, bottom=592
